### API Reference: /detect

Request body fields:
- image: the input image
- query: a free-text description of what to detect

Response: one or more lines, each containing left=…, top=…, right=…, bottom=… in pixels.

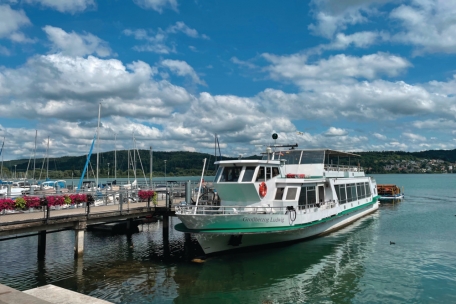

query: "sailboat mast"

left=46, top=136, right=49, bottom=180
left=150, top=146, right=152, bottom=188
left=0, top=137, right=4, bottom=179
left=133, top=133, right=136, bottom=180
left=96, top=103, right=101, bottom=189
left=114, top=133, right=117, bottom=180
left=33, top=130, right=37, bottom=182
left=127, top=149, right=130, bottom=183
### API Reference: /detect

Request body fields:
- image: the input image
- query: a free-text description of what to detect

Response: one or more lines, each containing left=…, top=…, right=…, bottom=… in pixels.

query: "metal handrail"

left=175, top=201, right=338, bottom=216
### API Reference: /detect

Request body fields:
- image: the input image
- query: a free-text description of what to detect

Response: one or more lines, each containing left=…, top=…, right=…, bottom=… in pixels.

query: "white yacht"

left=175, top=144, right=380, bottom=254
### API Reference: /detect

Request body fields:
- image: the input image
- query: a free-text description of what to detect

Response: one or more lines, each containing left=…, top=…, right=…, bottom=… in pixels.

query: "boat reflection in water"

left=173, top=213, right=379, bottom=304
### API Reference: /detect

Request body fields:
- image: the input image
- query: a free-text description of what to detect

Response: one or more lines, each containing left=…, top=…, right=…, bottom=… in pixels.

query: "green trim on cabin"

left=175, top=195, right=380, bottom=234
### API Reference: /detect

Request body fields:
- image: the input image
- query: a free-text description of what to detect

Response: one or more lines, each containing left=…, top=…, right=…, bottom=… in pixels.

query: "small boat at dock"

left=377, top=184, right=404, bottom=201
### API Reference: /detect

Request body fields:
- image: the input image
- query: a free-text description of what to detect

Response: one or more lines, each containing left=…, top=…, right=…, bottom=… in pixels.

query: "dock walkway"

left=0, top=283, right=112, bottom=304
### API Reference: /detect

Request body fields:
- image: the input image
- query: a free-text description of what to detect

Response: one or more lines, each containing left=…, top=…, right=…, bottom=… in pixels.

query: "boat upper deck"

left=214, top=148, right=365, bottom=180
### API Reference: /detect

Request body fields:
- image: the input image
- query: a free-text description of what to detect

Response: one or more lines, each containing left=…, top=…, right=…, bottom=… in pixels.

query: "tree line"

left=1, top=149, right=455, bottom=179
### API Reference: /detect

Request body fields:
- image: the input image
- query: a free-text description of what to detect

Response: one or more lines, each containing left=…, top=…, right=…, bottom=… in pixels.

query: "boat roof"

left=214, top=159, right=280, bottom=165
left=265, top=148, right=361, bottom=158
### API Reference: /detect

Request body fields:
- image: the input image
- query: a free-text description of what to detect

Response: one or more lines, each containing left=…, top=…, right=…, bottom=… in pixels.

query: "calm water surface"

left=1, top=174, right=455, bottom=303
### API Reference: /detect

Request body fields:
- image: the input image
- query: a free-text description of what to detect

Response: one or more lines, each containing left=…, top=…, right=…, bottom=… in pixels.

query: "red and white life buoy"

left=259, top=182, right=267, bottom=198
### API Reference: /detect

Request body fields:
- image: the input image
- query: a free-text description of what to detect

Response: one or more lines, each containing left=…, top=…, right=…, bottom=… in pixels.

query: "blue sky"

left=0, top=0, right=456, bottom=161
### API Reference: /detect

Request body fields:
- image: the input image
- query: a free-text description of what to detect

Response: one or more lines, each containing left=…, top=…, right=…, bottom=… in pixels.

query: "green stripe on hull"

left=175, top=196, right=380, bottom=234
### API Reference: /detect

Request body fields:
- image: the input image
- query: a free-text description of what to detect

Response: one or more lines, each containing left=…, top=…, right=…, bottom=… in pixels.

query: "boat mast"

left=127, top=149, right=130, bottom=184
left=149, top=146, right=152, bottom=188
left=133, top=132, right=136, bottom=183
left=77, top=134, right=96, bottom=190
left=0, top=137, right=4, bottom=180
left=96, top=103, right=101, bottom=190
left=33, top=130, right=37, bottom=183
left=46, top=136, right=49, bottom=180
left=114, top=133, right=117, bottom=180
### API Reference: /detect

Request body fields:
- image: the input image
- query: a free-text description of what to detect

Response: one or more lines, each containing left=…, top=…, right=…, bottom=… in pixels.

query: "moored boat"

left=377, top=184, right=404, bottom=201
left=175, top=141, right=380, bottom=254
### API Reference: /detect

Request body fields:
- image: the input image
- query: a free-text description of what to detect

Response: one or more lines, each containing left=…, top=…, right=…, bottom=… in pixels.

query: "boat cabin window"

left=214, top=167, right=223, bottom=182
left=346, top=183, right=356, bottom=202
left=334, top=184, right=347, bottom=204
left=242, top=166, right=256, bottom=182
left=256, top=166, right=280, bottom=182
left=275, top=187, right=285, bottom=200
left=300, top=150, right=325, bottom=164
left=219, top=166, right=242, bottom=182
left=365, top=182, right=371, bottom=196
left=286, top=187, right=298, bottom=200
left=298, top=186, right=316, bottom=206
left=256, top=167, right=265, bottom=182
left=272, top=167, right=280, bottom=177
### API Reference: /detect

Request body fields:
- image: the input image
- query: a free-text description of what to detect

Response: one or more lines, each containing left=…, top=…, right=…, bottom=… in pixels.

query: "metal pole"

left=164, top=160, right=167, bottom=208
left=149, top=146, right=152, bottom=189
left=96, top=103, right=101, bottom=190
left=194, top=158, right=207, bottom=214
left=33, top=130, right=37, bottom=182
left=114, top=133, right=117, bottom=180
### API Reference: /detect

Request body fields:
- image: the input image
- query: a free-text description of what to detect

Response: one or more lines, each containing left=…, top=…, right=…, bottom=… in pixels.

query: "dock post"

left=7, top=184, right=11, bottom=197
left=119, top=192, right=123, bottom=213
left=163, top=213, right=170, bottom=259
left=74, top=221, right=87, bottom=259
left=37, top=230, right=46, bottom=261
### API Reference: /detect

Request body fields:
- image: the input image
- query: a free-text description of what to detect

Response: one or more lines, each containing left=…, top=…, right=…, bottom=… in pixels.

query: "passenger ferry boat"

left=175, top=144, right=380, bottom=254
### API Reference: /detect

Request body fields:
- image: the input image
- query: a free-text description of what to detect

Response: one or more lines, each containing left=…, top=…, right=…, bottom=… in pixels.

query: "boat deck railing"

left=324, top=165, right=364, bottom=172
left=176, top=201, right=338, bottom=215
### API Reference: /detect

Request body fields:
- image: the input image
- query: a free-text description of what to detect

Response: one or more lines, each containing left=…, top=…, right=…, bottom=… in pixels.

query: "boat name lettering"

left=242, top=217, right=284, bottom=223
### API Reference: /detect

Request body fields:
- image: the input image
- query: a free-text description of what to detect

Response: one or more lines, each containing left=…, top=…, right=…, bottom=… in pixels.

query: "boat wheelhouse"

left=175, top=147, right=380, bottom=254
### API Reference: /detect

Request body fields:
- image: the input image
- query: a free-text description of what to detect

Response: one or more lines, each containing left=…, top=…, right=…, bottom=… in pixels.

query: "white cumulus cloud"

left=0, top=5, right=31, bottom=42
left=324, top=127, right=348, bottom=136
left=24, top=0, right=95, bottom=13
left=43, top=26, right=113, bottom=57
left=133, top=0, right=178, bottom=13
left=161, top=59, right=206, bottom=86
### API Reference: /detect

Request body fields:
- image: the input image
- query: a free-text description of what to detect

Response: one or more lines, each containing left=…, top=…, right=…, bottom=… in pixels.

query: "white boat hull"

left=194, top=202, right=379, bottom=254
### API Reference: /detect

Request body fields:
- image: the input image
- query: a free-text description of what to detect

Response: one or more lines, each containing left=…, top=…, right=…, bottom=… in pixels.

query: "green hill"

left=1, top=149, right=455, bottom=179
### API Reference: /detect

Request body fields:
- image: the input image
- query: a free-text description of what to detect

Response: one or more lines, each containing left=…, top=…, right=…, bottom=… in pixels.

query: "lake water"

left=1, top=174, right=455, bottom=303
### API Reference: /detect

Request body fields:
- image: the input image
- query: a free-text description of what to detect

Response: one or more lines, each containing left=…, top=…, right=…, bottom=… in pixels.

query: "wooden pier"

left=0, top=195, right=178, bottom=260
left=0, top=180, right=219, bottom=260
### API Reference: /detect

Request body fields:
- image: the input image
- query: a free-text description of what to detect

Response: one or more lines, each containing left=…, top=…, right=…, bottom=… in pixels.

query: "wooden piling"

left=37, top=230, right=46, bottom=261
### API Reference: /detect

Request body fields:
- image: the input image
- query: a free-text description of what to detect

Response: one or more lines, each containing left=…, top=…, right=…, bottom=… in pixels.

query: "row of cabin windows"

left=334, top=182, right=371, bottom=204
left=268, top=182, right=371, bottom=205
left=275, top=186, right=317, bottom=205
left=217, top=166, right=280, bottom=183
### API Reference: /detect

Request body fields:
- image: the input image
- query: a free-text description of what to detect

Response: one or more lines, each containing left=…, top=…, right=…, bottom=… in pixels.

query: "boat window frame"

left=275, top=187, right=285, bottom=200
left=219, top=166, right=242, bottom=183
left=241, top=166, right=257, bottom=182
left=286, top=187, right=298, bottom=200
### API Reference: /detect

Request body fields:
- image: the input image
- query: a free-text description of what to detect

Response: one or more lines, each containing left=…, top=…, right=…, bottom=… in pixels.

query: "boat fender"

left=259, top=182, right=267, bottom=198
